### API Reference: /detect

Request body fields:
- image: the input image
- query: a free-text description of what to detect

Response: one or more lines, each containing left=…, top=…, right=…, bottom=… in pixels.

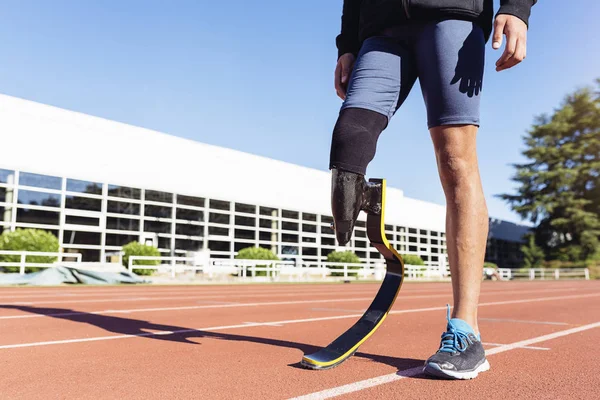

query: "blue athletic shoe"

left=423, top=306, right=490, bottom=380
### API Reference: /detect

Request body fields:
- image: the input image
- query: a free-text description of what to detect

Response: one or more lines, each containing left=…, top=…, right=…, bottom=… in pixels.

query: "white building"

left=1, top=94, right=522, bottom=266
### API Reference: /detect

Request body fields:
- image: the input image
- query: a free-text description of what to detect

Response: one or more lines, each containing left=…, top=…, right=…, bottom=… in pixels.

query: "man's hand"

left=335, top=53, right=356, bottom=100
left=492, top=14, right=528, bottom=72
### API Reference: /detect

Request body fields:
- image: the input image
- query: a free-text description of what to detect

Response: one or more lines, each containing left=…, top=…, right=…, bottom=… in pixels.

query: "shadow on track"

left=1, top=304, right=425, bottom=373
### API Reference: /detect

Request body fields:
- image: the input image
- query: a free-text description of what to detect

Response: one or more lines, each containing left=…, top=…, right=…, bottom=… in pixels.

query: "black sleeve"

left=335, top=0, right=361, bottom=60
left=497, top=0, right=537, bottom=26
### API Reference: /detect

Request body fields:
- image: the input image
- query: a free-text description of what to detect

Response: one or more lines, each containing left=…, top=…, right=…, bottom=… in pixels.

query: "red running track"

left=1, top=281, right=599, bottom=399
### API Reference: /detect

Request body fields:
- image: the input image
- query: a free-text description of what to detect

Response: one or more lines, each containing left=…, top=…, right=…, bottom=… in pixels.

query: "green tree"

left=500, top=81, right=600, bottom=261
left=122, top=241, right=161, bottom=276
left=401, top=254, right=425, bottom=266
left=327, top=250, right=361, bottom=277
left=521, top=234, right=545, bottom=269
left=236, top=246, right=279, bottom=277
left=0, top=229, right=59, bottom=273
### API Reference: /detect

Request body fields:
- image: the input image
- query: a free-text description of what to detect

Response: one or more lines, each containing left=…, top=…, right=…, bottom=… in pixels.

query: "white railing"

left=126, top=257, right=451, bottom=281
left=0, top=251, right=83, bottom=275
left=497, top=268, right=590, bottom=281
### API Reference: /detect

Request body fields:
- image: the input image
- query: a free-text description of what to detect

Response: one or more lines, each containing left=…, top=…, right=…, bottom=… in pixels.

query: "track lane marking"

left=0, top=292, right=598, bottom=350
left=289, top=321, right=600, bottom=400
left=0, top=287, right=585, bottom=307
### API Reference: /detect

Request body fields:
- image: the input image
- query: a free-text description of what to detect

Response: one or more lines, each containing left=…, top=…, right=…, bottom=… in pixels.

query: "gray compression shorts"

left=341, top=19, right=485, bottom=129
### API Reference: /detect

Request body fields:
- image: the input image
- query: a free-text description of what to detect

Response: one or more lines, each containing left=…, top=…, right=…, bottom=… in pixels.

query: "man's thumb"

left=492, top=18, right=505, bottom=50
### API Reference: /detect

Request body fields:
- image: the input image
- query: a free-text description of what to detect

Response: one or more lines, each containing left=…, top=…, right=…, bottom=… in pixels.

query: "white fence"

left=0, top=251, right=82, bottom=275
left=497, top=267, right=590, bottom=281
left=128, top=256, right=590, bottom=282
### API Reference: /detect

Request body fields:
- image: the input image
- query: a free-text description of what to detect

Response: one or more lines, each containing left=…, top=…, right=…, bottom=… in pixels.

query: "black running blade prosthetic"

left=301, top=179, right=404, bottom=370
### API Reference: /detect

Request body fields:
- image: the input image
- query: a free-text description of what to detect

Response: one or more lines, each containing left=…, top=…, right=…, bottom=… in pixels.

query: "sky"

left=0, top=1, right=598, bottom=225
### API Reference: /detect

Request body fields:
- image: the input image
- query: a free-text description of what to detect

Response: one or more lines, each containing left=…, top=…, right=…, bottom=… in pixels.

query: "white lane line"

left=480, top=318, right=570, bottom=326
left=3, top=291, right=598, bottom=321
left=245, top=321, right=284, bottom=327
left=0, top=298, right=376, bottom=320
left=289, top=321, right=600, bottom=400
left=0, top=285, right=580, bottom=301
left=482, top=342, right=550, bottom=351
left=0, top=287, right=584, bottom=307
left=0, top=292, right=598, bottom=350
left=310, top=308, right=366, bottom=313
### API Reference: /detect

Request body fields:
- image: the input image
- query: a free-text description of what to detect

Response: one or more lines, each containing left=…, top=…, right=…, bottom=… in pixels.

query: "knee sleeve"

left=329, top=108, right=388, bottom=175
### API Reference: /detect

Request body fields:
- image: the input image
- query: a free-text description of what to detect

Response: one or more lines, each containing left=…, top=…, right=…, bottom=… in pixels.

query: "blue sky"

left=0, top=1, right=598, bottom=224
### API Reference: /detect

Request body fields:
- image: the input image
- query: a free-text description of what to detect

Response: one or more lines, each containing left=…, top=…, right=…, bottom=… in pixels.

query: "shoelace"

left=438, top=305, right=474, bottom=354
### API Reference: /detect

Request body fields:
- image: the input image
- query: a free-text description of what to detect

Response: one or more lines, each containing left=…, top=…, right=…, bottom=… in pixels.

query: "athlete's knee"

left=329, top=108, right=388, bottom=175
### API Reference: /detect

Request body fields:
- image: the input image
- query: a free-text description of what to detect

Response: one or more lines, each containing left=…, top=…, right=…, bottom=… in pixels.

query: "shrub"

left=327, top=251, right=361, bottom=277
left=0, top=229, right=59, bottom=273
left=401, top=254, right=425, bottom=266
left=236, top=247, right=279, bottom=277
left=122, top=241, right=161, bottom=276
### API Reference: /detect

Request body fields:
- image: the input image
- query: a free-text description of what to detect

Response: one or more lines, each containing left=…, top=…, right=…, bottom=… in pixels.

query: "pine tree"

left=521, top=234, right=545, bottom=268
left=500, top=80, right=600, bottom=261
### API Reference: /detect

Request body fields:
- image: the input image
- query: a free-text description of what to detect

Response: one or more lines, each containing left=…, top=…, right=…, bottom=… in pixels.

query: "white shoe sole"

left=423, top=359, right=491, bottom=380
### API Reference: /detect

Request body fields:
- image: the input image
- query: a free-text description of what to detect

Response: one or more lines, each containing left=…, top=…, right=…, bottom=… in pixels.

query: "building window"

left=209, top=199, right=230, bottom=211
left=356, top=251, right=367, bottom=259
left=176, top=224, right=204, bottom=237
left=282, top=210, right=299, bottom=219
left=281, top=246, right=299, bottom=255
left=64, top=231, right=101, bottom=245
left=370, top=252, right=381, bottom=259
left=320, top=225, right=334, bottom=235
left=235, top=216, right=255, bottom=227
left=175, top=239, right=203, bottom=252
left=282, top=221, right=298, bottom=231
left=260, top=207, right=278, bottom=217
left=355, top=229, right=366, bottom=238
left=66, top=179, right=102, bottom=195
left=0, top=169, right=15, bottom=184
left=302, top=224, right=317, bottom=233
left=66, top=195, right=102, bottom=212
left=431, top=231, right=438, bottom=237
left=420, top=238, right=428, bottom=244
left=107, top=185, right=141, bottom=200
left=0, top=187, right=12, bottom=203
left=19, top=172, right=62, bottom=190
left=409, top=236, right=417, bottom=243
left=209, top=240, right=230, bottom=252
left=177, top=195, right=204, bottom=208
left=302, top=236, right=316, bottom=243
left=282, top=234, right=298, bottom=243
left=321, top=215, right=333, bottom=224
left=259, top=231, right=273, bottom=241
left=303, top=213, right=317, bottom=222
left=176, top=208, right=203, bottom=222
left=158, top=237, right=171, bottom=250
left=209, top=213, right=229, bottom=225
left=409, top=245, right=417, bottom=252
left=420, top=229, right=428, bottom=235
left=259, top=219, right=277, bottom=229
left=106, top=233, right=139, bottom=247
left=18, top=190, right=61, bottom=208
left=16, top=208, right=60, bottom=225
left=145, top=190, right=173, bottom=204
left=107, top=201, right=140, bottom=215
left=321, top=237, right=335, bottom=246
left=145, top=205, right=172, bottom=219
left=234, top=242, right=253, bottom=252
left=235, top=229, right=255, bottom=240
left=65, top=215, right=100, bottom=227
left=235, top=203, right=256, bottom=214
left=355, top=240, right=367, bottom=248
left=144, top=220, right=171, bottom=234
left=107, top=217, right=139, bottom=231
left=397, top=227, right=406, bottom=233
left=208, top=226, right=229, bottom=236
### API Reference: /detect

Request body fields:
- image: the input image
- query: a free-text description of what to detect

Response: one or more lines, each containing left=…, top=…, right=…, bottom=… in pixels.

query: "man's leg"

left=430, top=124, right=488, bottom=335
left=415, top=19, right=489, bottom=379
left=329, top=35, right=417, bottom=245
